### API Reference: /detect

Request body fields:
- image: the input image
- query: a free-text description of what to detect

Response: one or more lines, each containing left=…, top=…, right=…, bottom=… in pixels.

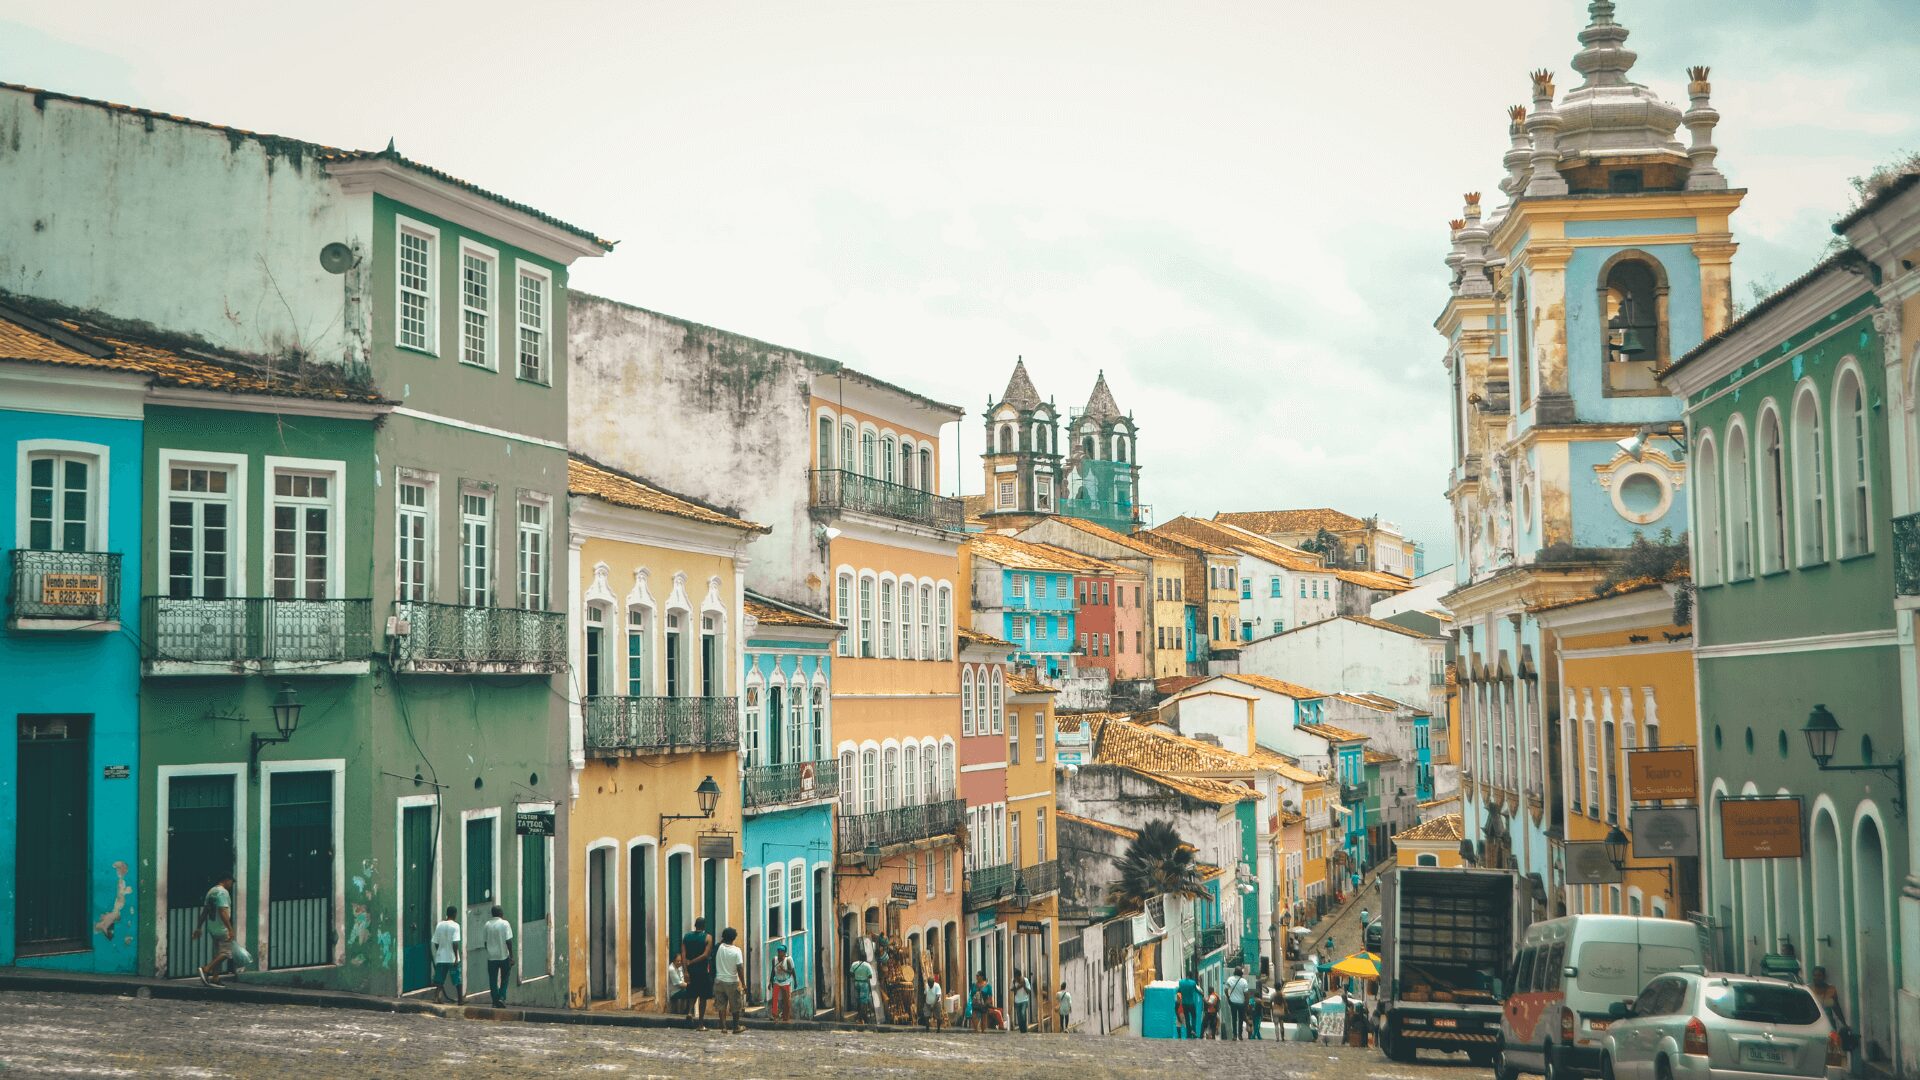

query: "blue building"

left=1, top=307, right=146, bottom=972
left=742, top=592, right=842, bottom=1017
left=966, top=535, right=1079, bottom=679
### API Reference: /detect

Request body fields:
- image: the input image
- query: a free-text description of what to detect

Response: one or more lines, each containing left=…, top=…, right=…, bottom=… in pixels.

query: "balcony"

left=837, top=797, right=963, bottom=853
left=390, top=601, right=566, bottom=674
left=1896, top=512, right=1920, bottom=595
left=809, top=470, right=963, bottom=532
left=965, top=862, right=1016, bottom=911
left=584, top=696, right=739, bottom=756
left=1198, top=924, right=1227, bottom=954
left=9, top=549, right=121, bottom=630
left=142, top=596, right=372, bottom=674
left=1341, top=784, right=1367, bottom=806
left=1021, top=858, right=1061, bottom=898
left=743, top=758, right=838, bottom=810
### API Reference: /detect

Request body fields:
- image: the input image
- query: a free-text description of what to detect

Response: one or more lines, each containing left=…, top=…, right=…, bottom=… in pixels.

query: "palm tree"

left=1107, top=819, right=1210, bottom=912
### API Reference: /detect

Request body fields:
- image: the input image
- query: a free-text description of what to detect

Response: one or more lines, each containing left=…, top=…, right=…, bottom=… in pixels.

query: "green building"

left=0, top=84, right=608, bottom=1003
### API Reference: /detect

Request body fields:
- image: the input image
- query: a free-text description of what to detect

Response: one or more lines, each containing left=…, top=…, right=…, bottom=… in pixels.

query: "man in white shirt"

left=482, top=904, right=515, bottom=1007
left=922, top=973, right=944, bottom=1031
left=1225, top=965, right=1252, bottom=1041
left=711, top=926, right=747, bottom=1034
left=430, top=906, right=462, bottom=1004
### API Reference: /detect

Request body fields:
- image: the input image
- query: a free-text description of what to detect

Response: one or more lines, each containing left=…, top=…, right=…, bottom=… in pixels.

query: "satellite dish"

left=319, top=242, right=359, bottom=275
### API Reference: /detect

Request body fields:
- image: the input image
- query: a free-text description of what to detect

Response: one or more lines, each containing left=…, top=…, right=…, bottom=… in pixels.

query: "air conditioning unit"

left=386, top=615, right=412, bottom=637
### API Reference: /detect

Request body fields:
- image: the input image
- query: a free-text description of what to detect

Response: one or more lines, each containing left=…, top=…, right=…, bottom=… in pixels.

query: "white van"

left=1497, top=916, right=1707, bottom=1080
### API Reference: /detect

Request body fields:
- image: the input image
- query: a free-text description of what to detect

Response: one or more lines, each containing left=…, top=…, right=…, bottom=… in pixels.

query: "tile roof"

left=568, top=456, right=766, bottom=533
left=1336, top=614, right=1440, bottom=639
left=1114, top=766, right=1260, bottom=806
left=1214, top=508, right=1371, bottom=536
left=1332, top=693, right=1398, bottom=713
left=1222, top=673, right=1329, bottom=700
left=1396, top=812, right=1465, bottom=842
left=1155, top=675, right=1207, bottom=697
left=743, top=591, right=840, bottom=631
left=958, top=626, right=1017, bottom=649
left=1667, top=252, right=1854, bottom=379
left=967, top=533, right=1093, bottom=573
left=1197, top=862, right=1227, bottom=881
left=1279, top=810, right=1306, bottom=826
left=1029, top=515, right=1179, bottom=560
left=1093, top=716, right=1263, bottom=775
left=2, top=82, right=611, bottom=250
left=1139, top=527, right=1236, bottom=558
left=1056, top=810, right=1139, bottom=840
left=1081, top=371, right=1123, bottom=424
left=1527, top=571, right=1686, bottom=614
left=1058, top=710, right=1129, bottom=737
left=1333, top=569, right=1415, bottom=593
left=1157, top=516, right=1324, bottom=572
left=1418, top=794, right=1462, bottom=811
left=1295, top=722, right=1369, bottom=744
left=1006, top=670, right=1056, bottom=695
left=1363, top=749, right=1400, bottom=765
left=1250, top=748, right=1327, bottom=785
left=0, top=303, right=391, bottom=405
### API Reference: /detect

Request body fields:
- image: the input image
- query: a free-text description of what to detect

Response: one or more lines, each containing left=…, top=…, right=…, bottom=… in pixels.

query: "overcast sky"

left=7, top=1, right=1918, bottom=565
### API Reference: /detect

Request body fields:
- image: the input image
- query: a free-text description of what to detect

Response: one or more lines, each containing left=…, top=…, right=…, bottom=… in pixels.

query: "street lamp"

left=1012, top=873, right=1032, bottom=911
left=838, top=840, right=884, bottom=877
left=1458, top=837, right=1478, bottom=866
left=1604, top=822, right=1673, bottom=893
left=659, top=774, right=724, bottom=838
left=1801, top=704, right=1907, bottom=815
left=249, top=685, right=304, bottom=775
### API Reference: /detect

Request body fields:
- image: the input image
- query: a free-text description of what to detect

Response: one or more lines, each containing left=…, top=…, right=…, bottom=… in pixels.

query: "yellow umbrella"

left=1330, top=951, right=1381, bottom=979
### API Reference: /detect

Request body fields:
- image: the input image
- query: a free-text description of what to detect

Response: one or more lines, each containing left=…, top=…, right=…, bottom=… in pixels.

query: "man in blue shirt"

left=1176, top=971, right=1202, bottom=1039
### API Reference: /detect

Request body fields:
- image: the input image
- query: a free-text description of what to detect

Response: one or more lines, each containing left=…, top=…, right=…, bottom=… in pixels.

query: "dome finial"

left=1572, top=0, right=1637, bottom=88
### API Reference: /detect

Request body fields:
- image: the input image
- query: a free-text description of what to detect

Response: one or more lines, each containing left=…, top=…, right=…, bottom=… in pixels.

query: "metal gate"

left=401, top=805, right=435, bottom=992
left=521, top=831, right=550, bottom=979
left=267, top=771, right=333, bottom=969
left=166, top=775, right=235, bottom=977
left=16, top=715, right=89, bottom=955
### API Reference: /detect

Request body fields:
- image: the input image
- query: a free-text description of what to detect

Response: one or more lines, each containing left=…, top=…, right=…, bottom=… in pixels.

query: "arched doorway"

left=1809, top=807, right=1846, bottom=996
left=1853, top=814, right=1893, bottom=1069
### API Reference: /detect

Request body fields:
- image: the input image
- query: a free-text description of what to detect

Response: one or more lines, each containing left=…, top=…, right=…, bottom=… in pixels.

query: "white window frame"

left=1792, top=384, right=1829, bottom=566
left=457, top=238, right=500, bottom=370
left=393, top=792, right=440, bottom=995
left=937, top=585, right=952, bottom=660
left=458, top=806, right=503, bottom=1000
left=154, top=764, right=249, bottom=978
left=879, top=576, right=895, bottom=659
left=17, top=439, right=110, bottom=553
left=1722, top=418, right=1753, bottom=580
left=258, top=759, right=348, bottom=970
left=264, top=456, right=347, bottom=601
left=1693, top=433, right=1722, bottom=585
left=157, top=449, right=249, bottom=598
left=514, top=261, right=553, bottom=385
left=395, top=468, right=437, bottom=602
left=1832, top=363, right=1873, bottom=558
left=836, top=571, right=854, bottom=657
left=515, top=801, right=555, bottom=983
left=516, top=494, right=550, bottom=611
left=459, top=485, right=494, bottom=607
left=395, top=216, right=440, bottom=355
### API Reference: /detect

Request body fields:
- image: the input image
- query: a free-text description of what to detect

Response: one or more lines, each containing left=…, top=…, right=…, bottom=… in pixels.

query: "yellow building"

left=1138, top=528, right=1241, bottom=664
left=1395, top=813, right=1468, bottom=868
left=564, top=457, right=767, bottom=1010
left=1258, top=753, right=1331, bottom=926
left=1534, top=578, right=1697, bottom=919
left=1005, top=670, right=1062, bottom=1028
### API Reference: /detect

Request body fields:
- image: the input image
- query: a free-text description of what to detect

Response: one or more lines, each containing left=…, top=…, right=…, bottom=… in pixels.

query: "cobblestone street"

left=0, top=991, right=1495, bottom=1079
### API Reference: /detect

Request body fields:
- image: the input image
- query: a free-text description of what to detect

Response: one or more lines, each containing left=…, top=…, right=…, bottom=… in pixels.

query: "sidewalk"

left=0, top=967, right=932, bottom=1036
left=1300, top=862, right=1393, bottom=962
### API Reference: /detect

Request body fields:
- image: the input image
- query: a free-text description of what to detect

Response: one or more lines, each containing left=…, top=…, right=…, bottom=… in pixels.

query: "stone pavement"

left=0, top=989, right=1496, bottom=1079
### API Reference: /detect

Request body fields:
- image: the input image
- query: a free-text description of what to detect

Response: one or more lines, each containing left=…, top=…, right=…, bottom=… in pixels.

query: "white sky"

left=6, top=0, right=1918, bottom=563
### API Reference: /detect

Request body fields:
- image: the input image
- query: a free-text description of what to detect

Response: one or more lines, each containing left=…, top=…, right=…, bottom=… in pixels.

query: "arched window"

left=961, top=667, right=975, bottom=735
left=835, top=572, right=853, bottom=657
left=937, top=586, right=952, bottom=660
left=627, top=604, right=654, bottom=695
left=860, top=747, right=878, bottom=814
left=861, top=431, right=877, bottom=477
left=919, top=583, right=933, bottom=659
left=883, top=745, right=900, bottom=810
left=839, top=747, right=857, bottom=814
left=901, top=439, right=915, bottom=488
left=786, top=680, right=804, bottom=765
left=1417, top=853, right=1439, bottom=867
left=918, top=448, right=932, bottom=492
left=1694, top=435, right=1722, bottom=584
left=990, top=669, right=1005, bottom=734
left=1758, top=406, right=1787, bottom=574
left=881, top=435, right=896, bottom=483
left=996, top=424, right=1013, bottom=454
left=1512, top=273, right=1533, bottom=407
left=1031, top=421, right=1048, bottom=454
left=903, top=743, right=919, bottom=806
left=939, top=742, right=956, bottom=799
left=1793, top=387, right=1828, bottom=565
left=841, top=422, right=855, bottom=476
left=879, top=579, right=895, bottom=659
left=898, top=580, right=916, bottom=660
left=1081, top=435, right=1094, bottom=457
left=744, top=681, right=763, bottom=767
left=584, top=603, right=611, bottom=698
left=1599, top=254, right=1668, bottom=372
left=817, top=416, right=834, bottom=469
left=1724, top=422, right=1753, bottom=580
left=1112, top=435, right=1129, bottom=462
left=1834, top=367, right=1871, bottom=556
left=858, top=575, right=875, bottom=657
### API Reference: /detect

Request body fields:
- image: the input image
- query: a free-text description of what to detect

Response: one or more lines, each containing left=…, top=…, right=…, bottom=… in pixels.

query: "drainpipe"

left=567, top=528, right=585, bottom=801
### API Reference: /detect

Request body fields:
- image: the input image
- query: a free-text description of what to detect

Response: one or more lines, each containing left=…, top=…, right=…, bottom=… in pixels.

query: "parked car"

left=1499, top=915, right=1708, bottom=1080
left=1598, top=972, right=1842, bottom=1080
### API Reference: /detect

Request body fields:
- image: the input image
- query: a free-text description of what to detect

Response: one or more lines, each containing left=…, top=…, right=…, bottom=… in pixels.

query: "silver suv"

left=1598, top=972, right=1841, bottom=1080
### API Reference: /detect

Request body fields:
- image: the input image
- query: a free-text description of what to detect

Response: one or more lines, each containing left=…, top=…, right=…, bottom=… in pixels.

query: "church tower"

left=980, top=358, right=1063, bottom=518
left=1063, top=371, right=1143, bottom=531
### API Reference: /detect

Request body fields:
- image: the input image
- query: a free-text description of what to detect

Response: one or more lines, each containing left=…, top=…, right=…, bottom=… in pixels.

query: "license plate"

left=1745, top=1045, right=1786, bottom=1064
left=1590, top=1020, right=1610, bottom=1031
left=1433, top=1018, right=1457, bottom=1028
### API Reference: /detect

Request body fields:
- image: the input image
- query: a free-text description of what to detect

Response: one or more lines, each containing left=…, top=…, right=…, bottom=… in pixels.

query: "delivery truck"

left=1376, top=866, right=1529, bottom=1064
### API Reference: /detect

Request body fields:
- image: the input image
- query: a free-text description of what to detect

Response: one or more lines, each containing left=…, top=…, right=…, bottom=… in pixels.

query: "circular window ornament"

left=1605, top=460, right=1676, bottom=525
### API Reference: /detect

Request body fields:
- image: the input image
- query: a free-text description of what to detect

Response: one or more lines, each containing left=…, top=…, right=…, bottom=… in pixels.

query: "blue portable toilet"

left=1140, top=980, right=1182, bottom=1038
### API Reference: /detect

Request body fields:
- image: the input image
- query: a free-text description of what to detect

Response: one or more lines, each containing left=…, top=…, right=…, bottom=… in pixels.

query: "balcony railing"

left=1341, top=784, right=1367, bottom=806
left=585, top=696, right=739, bottom=755
left=743, top=758, right=838, bottom=808
left=965, top=862, right=1016, bottom=910
left=142, top=596, right=372, bottom=668
left=1896, top=512, right=1920, bottom=595
left=837, top=797, right=964, bottom=852
left=9, top=549, right=121, bottom=627
left=1198, top=924, right=1227, bottom=954
left=391, top=601, right=566, bottom=673
left=809, top=470, right=963, bottom=531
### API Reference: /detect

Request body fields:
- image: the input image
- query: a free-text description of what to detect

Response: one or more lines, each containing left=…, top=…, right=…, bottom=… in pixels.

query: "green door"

left=166, top=774, right=235, bottom=977
left=668, top=852, right=687, bottom=953
left=267, top=771, right=333, bottom=969
left=402, top=805, right=436, bottom=991
left=16, top=715, right=89, bottom=955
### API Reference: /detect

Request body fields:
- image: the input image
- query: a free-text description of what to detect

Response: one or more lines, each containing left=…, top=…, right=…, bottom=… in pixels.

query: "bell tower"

left=980, top=358, right=1062, bottom=518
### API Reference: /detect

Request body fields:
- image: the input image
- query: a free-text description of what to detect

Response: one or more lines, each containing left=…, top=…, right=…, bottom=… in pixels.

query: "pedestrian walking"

left=769, top=944, right=795, bottom=1022
left=849, top=954, right=877, bottom=1024
left=191, top=871, right=237, bottom=987
left=1058, top=981, right=1072, bottom=1033
left=1202, top=988, right=1222, bottom=1039
left=1011, top=969, right=1031, bottom=1033
left=482, top=904, right=515, bottom=1007
left=1225, top=965, right=1250, bottom=1040
left=1176, top=971, right=1201, bottom=1039
left=1248, top=975, right=1267, bottom=1040
left=712, top=927, right=746, bottom=1034
left=682, top=917, right=715, bottom=1030
left=968, top=970, right=994, bottom=1032
left=430, top=905, right=462, bottom=1004
left=922, top=971, right=944, bottom=1031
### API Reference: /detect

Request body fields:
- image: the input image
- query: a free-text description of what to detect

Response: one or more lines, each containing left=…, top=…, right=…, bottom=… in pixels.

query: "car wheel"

left=1467, top=1049, right=1495, bottom=1069
left=1600, top=1054, right=1615, bottom=1080
left=1383, top=1022, right=1417, bottom=1063
left=1542, top=1043, right=1560, bottom=1080
left=1495, top=1047, right=1521, bottom=1080
left=1656, top=1057, right=1673, bottom=1080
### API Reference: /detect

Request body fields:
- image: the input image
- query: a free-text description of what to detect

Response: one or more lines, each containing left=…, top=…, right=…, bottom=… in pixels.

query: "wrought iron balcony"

left=743, top=758, right=838, bottom=809
left=837, top=797, right=963, bottom=852
left=390, top=601, right=566, bottom=673
left=1341, top=784, right=1367, bottom=806
left=1021, top=858, right=1060, bottom=898
left=1198, top=924, right=1227, bottom=954
left=965, top=862, right=1016, bottom=910
left=1896, top=512, right=1920, bottom=595
left=809, top=470, right=963, bottom=531
left=585, top=695, right=739, bottom=755
left=9, top=549, right=121, bottom=628
left=142, top=596, right=372, bottom=671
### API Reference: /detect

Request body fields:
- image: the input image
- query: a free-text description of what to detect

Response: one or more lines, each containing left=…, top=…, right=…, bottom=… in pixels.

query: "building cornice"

left=568, top=496, right=757, bottom=559
left=0, top=361, right=147, bottom=420
left=1532, top=584, right=1677, bottom=635
left=1663, top=267, right=1870, bottom=397
left=326, top=159, right=608, bottom=264
left=145, top=385, right=392, bottom=420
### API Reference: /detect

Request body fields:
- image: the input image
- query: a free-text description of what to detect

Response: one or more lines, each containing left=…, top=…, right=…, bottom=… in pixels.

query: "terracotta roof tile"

left=1295, top=722, right=1369, bottom=744
left=1215, top=508, right=1370, bottom=536
left=1333, top=569, right=1414, bottom=593
left=1397, top=813, right=1465, bottom=842
left=1219, top=673, right=1330, bottom=700
left=1157, top=516, right=1326, bottom=572
left=1114, top=766, right=1259, bottom=806
left=958, top=626, right=1017, bottom=649
left=1250, top=747, right=1327, bottom=784
left=1039, top=516, right=1174, bottom=559
left=1363, top=749, right=1400, bottom=765
left=1006, top=670, right=1056, bottom=695
left=968, top=533, right=1131, bottom=576
left=743, top=591, right=840, bottom=631
left=1155, top=675, right=1207, bottom=696
left=1139, top=527, right=1236, bottom=558
left=1057, top=810, right=1140, bottom=840
left=568, top=456, right=765, bottom=533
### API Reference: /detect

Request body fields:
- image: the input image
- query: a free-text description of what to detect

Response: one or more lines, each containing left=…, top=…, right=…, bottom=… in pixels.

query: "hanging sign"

left=1564, top=841, right=1624, bottom=885
left=698, top=833, right=736, bottom=860
left=42, top=573, right=103, bottom=607
left=890, top=882, right=919, bottom=901
left=1626, top=747, right=1697, bottom=802
left=1720, top=796, right=1803, bottom=860
left=1017, top=919, right=1045, bottom=934
left=799, top=761, right=816, bottom=796
left=103, top=764, right=131, bottom=780
left=1629, top=806, right=1698, bottom=859
left=514, top=810, right=554, bottom=836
